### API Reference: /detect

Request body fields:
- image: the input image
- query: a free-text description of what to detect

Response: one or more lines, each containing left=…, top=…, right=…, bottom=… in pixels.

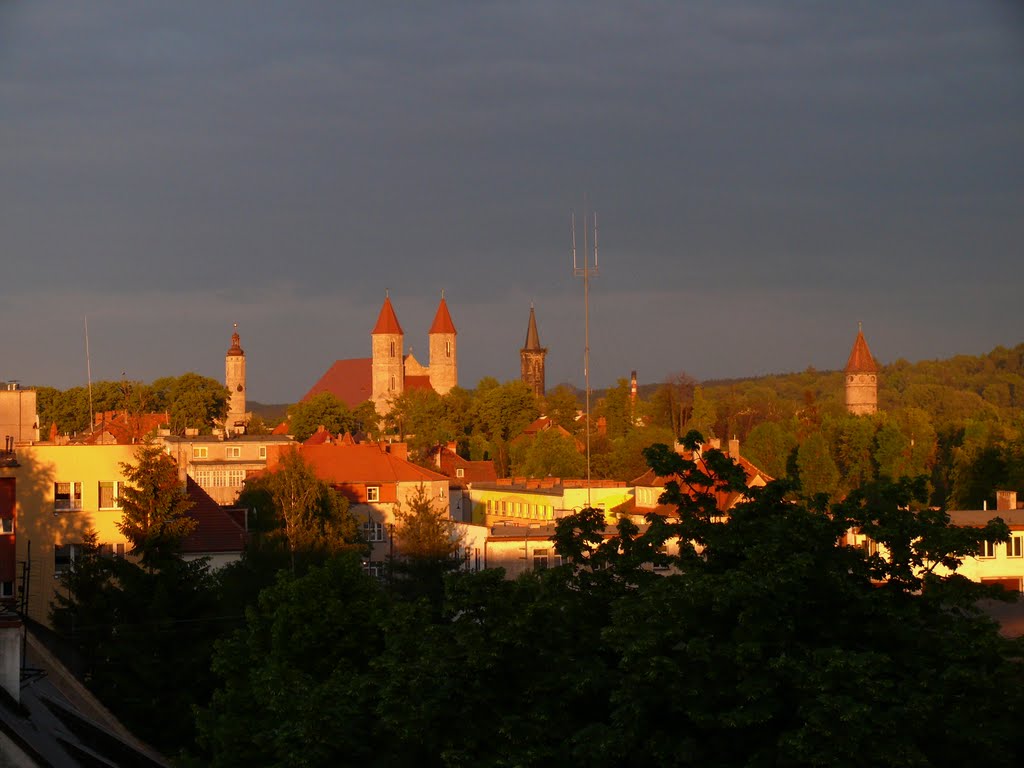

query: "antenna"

left=571, top=203, right=600, bottom=507
left=84, top=316, right=94, bottom=429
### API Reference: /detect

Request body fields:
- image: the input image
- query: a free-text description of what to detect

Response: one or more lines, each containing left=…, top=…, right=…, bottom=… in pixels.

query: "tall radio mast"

left=571, top=205, right=599, bottom=507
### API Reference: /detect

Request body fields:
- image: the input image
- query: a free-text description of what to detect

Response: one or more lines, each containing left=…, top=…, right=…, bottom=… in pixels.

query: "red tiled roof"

left=303, top=426, right=334, bottom=445
left=302, top=357, right=373, bottom=407
left=845, top=329, right=878, bottom=373
left=372, top=296, right=404, bottom=335
left=80, top=412, right=169, bottom=445
left=182, top=477, right=247, bottom=554
left=271, top=421, right=290, bottom=435
left=429, top=297, right=457, bottom=335
left=405, top=375, right=433, bottom=392
left=626, top=445, right=772, bottom=515
left=432, top=446, right=498, bottom=484
left=286, top=443, right=448, bottom=484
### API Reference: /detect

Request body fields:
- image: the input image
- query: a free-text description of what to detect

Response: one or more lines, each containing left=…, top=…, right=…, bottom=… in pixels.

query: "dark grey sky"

left=2, top=2, right=1022, bottom=402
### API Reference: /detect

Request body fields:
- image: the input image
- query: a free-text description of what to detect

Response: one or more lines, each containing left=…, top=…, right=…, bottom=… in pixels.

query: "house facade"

left=467, top=478, right=633, bottom=527
left=161, top=434, right=296, bottom=505
left=268, top=442, right=451, bottom=576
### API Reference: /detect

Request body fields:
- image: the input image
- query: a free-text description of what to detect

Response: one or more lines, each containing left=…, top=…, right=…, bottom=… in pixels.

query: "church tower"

left=225, top=323, right=247, bottom=434
left=520, top=304, right=547, bottom=398
left=371, top=293, right=405, bottom=413
left=845, top=323, right=879, bottom=416
left=428, top=292, right=458, bottom=395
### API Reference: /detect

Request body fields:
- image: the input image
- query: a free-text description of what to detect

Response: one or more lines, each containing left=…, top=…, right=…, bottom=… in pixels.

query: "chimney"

left=387, top=442, right=408, bottom=461
left=630, top=371, right=638, bottom=402
left=996, top=490, right=1018, bottom=512
left=708, top=438, right=721, bottom=450
left=728, top=436, right=740, bottom=459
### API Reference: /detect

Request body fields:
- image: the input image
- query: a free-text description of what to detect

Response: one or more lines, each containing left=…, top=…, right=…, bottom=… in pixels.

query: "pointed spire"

left=372, top=294, right=404, bottom=335
left=429, top=293, right=457, bottom=335
left=227, top=322, right=244, bottom=356
left=523, top=305, right=542, bottom=350
left=845, top=325, right=878, bottom=373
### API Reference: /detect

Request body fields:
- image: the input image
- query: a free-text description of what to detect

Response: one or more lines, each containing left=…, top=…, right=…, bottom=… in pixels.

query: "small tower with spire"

left=371, top=292, right=405, bottom=413
left=428, top=291, right=458, bottom=395
left=225, top=323, right=247, bottom=434
left=845, top=322, right=879, bottom=416
left=520, top=304, right=547, bottom=398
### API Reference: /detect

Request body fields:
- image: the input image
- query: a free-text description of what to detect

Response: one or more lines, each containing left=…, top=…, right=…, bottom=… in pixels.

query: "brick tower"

left=371, top=293, right=405, bottom=413
left=520, top=304, right=547, bottom=398
left=428, top=293, right=458, bottom=395
left=225, top=324, right=247, bottom=434
left=844, top=323, right=879, bottom=416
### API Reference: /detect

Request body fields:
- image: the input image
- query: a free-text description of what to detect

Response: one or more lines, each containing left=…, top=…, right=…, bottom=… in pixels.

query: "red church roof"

left=372, top=295, right=404, bottom=335
left=302, top=357, right=373, bottom=407
left=428, top=297, right=457, bottom=335
left=845, top=328, right=878, bottom=373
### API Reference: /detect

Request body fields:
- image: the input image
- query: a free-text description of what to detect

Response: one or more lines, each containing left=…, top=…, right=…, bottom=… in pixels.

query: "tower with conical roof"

left=520, top=304, right=547, bottom=398
left=844, top=323, right=879, bottom=416
left=428, top=292, right=458, bottom=395
left=371, top=293, right=405, bottom=413
left=225, top=323, right=247, bottom=434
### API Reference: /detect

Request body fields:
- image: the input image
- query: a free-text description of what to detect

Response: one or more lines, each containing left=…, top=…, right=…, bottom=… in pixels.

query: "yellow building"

left=467, top=478, right=634, bottom=527
left=0, top=444, right=137, bottom=626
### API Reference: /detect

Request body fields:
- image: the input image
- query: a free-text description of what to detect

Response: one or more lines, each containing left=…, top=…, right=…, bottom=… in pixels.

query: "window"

left=193, top=447, right=208, bottom=459
left=390, top=341, right=396, bottom=358
left=0, top=518, right=11, bottom=534
left=980, top=540, right=998, bottom=559
left=54, top=482, right=83, bottom=512
left=487, top=500, right=493, bottom=514
left=0, top=582, right=12, bottom=598
left=862, top=539, right=879, bottom=557
left=365, top=561, right=386, bottom=580
left=533, top=548, right=549, bottom=571
left=455, top=468, right=464, bottom=478
left=227, top=446, right=241, bottom=458
left=1008, top=536, right=1023, bottom=559
left=389, top=375, right=396, bottom=391
left=228, top=469, right=246, bottom=487
left=445, top=340, right=452, bottom=358
left=259, top=446, right=267, bottom=459
left=54, top=543, right=85, bottom=576
left=98, top=481, right=121, bottom=509
left=366, top=486, right=380, bottom=502
left=363, top=521, right=385, bottom=542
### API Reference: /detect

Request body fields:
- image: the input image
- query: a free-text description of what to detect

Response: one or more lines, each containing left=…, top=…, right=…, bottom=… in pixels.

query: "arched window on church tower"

left=446, top=340, right=451, bottom=358
left=390, top=341, right=396, bottom=358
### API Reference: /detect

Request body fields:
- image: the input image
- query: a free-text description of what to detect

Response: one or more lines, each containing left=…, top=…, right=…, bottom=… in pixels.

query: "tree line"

left=36, top=373, right=231, bottom=436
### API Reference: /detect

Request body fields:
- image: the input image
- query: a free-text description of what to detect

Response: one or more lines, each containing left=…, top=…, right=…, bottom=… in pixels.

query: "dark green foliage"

left=37, top=374, right=229, bottom=436
left=117, top=442, right=196, bottom=568
left=52, top=544, right=222, bottom=754
left=510, top=427, right=585, bottom=478
left=236, top=449, right=365, bottom=572
left=286, top=391, right=375, bottom=442
left=199, top=438, right=1024, bottom=767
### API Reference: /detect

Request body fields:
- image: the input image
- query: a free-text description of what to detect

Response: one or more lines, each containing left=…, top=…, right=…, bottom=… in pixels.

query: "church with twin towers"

left=299, top=294, right=548, bottom=414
